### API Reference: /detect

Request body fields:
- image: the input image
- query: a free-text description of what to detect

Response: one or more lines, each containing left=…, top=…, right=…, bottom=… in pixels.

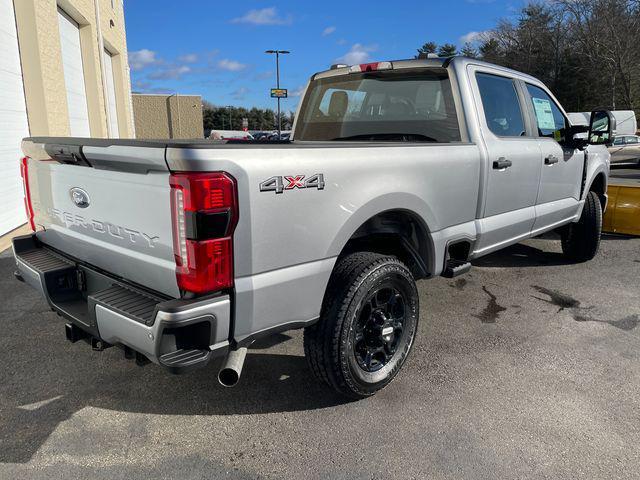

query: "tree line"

left=418, top=0, right=639, bottom=115
left=203, top=101, right=295, bottom=133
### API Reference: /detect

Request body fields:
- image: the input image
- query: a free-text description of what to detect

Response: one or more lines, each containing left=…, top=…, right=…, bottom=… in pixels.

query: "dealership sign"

left=270, top=88, right=288, bottom=98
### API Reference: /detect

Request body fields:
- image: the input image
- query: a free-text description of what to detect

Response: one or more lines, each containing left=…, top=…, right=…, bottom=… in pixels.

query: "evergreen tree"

left=437, top=43, right=458, bottom=57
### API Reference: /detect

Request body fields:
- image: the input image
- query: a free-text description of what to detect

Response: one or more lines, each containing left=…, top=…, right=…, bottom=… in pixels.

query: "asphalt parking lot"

left=1, top=235, right=639, bottom=479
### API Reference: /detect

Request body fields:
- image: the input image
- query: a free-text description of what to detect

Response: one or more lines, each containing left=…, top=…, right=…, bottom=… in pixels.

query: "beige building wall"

left=133, top=94, right=204, bottom=139
left=13, top=0, right=134, bottom=138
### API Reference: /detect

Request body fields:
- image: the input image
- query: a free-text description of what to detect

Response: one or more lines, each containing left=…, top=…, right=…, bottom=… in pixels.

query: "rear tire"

left=304, top=252, right=419, bottom=399
left=561, top=190, right=602, bottom=262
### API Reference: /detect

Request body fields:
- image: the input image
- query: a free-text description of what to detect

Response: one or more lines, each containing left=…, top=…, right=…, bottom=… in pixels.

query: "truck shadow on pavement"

left=473, top=235, right=629, bottom=268
left=0, top=347, right=349, bottom=464
left=471, top=242, right=572, bottom=268
left=0, top=257, right=350, bottom=464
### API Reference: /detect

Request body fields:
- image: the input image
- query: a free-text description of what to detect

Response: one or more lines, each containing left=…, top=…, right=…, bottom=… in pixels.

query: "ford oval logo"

left=70, top=187, right=90, bottom=208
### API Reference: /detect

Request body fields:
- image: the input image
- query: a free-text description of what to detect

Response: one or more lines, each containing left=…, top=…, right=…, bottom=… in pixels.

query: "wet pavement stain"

left=473, top=286, right=507, bottom=323
left=612, top=315, right=640, bottom=331
left=449, top=278, right=467, bottom=290
left=574, top=314, right=639, bottom=331
left=531, top=286, right=580, bottom=312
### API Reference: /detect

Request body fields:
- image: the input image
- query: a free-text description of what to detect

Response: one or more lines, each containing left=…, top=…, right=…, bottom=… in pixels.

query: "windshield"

left=295, top=69, right=461, bottom=142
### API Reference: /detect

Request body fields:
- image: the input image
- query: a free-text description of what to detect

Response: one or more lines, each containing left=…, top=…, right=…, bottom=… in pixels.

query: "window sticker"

left=532, top=97, right=556, bottom=130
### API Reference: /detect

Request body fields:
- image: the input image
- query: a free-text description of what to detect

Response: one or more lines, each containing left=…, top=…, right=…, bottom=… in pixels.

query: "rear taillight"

left=169, top=172, right=238, bottom=294
left=20, top=157, right=35, bottom=232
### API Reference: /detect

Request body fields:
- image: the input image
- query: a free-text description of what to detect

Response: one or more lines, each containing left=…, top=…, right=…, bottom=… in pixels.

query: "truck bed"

left=21, top=135, right=482, bottom=343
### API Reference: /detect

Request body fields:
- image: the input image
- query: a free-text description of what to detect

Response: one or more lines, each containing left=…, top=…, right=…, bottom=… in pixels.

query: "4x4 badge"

left=259, top=174, right=325, bottom=194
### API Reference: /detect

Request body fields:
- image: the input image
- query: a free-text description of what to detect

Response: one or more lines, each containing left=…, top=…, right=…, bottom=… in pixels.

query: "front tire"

left=304, top=252, right=419, bottom=399
left=561, top=190, right=603, bottom=262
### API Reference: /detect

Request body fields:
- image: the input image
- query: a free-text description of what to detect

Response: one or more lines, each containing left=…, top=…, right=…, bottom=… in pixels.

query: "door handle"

left=545, top=155, right=559, bottom=165
left=493, top=158, right=512, bottom=169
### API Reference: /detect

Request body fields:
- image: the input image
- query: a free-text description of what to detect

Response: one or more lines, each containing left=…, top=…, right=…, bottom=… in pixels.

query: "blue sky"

left=125, top=0, right=527, bottom=110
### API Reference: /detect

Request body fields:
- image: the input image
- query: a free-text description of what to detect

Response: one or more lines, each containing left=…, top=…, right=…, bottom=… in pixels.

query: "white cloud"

left=178, top=53, right=198, bottom=63
left=290, top=85, right=306, bottom=97
left=254, top=70, right=274, bottom=80
left=132, top=80, right=173, bottom=94
left=231, top=87, right=249, bottom=100
left=322, top=26, right=336, bottom=36
left=217, top=59, right=247, bottom=72
left=148, top=65, right=191, bottom=80
left=129, top=49, right=157, bottom=71
left=459, top=30, right=489, bottom=45
left=336, top=44, right=377, bottom=65
left=231, top=7, right=292, bottom=26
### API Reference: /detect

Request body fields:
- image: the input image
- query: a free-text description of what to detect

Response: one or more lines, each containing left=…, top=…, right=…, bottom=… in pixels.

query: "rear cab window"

left=295, top=68, right=461, bottom=142
left=475, top=72, right=526, bottom=137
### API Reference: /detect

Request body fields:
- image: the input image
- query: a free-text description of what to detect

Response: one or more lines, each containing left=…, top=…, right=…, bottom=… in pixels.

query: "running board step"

left=89, top=284, right=162, bottom=326
left=442, top=259, right=471, bottom=278
left=159, top=349, right=211, bottom=374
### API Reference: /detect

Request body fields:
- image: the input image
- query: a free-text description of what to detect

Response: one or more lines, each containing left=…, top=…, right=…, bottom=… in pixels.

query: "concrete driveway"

left=1, top=235, right=639, bottom=479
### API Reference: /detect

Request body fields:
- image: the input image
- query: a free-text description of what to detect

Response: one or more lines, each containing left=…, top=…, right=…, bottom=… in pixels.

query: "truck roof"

left=311, top=55, right=542, bottom=86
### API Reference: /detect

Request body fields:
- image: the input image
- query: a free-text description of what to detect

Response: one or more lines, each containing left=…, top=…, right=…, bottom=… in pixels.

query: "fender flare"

left=583, top=166, right=608, bottom=213
left=327, top=193, right=436, bottom=270
left=583, top=166, right=608, bottom=197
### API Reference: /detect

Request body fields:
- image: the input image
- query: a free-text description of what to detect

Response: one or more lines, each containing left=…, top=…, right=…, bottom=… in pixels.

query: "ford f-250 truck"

left=13, top=56, right=613, bottom=399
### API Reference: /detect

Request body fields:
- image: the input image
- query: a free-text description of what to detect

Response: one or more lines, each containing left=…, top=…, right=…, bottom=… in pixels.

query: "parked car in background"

left=251, top=131, right=273, bottom=140
left=208, top=130, right=254, bottom=141
left=609, top=135, right=640, bottom=165
left=250, top=130, right=292, bottom=141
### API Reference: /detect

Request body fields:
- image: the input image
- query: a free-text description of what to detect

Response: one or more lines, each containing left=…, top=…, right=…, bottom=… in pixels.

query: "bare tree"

left=557, top=0, right=640, bottom=109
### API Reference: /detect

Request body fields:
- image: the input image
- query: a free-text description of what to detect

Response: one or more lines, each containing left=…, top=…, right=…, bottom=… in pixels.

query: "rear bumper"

left=12, top=234, right=230, bottom=373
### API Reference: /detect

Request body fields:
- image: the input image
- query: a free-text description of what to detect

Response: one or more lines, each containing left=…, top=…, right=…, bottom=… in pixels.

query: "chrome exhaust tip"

left=218, top=347, right=248, bottom=387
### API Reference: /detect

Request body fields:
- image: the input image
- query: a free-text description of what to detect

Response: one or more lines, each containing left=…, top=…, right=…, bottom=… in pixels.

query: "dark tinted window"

left=476, top=73, right=526, bottom=137
left=295, top=69, right=461, bottom=142
left=526, top=84, right=568, bottom=142
left=613, top=137, right=624, bottom=145
left=626, top=136, right=639, bottom=144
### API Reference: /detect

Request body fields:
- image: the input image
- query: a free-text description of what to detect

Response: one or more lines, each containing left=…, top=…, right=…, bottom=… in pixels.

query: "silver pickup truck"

left=13, top=56, right=613, bottom=399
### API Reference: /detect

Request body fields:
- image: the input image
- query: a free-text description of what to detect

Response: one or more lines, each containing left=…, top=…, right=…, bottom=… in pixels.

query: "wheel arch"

left=331, top=207, right=435, bottom=280
left=586, top=170, right=607, bottom=210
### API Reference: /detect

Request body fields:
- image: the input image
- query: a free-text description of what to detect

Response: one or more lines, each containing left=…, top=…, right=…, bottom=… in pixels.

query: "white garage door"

left=103, top=49, right=119, bottom=138
left=58, top=8, right=91, bottom=137
left=0, top=0, right=30, bottom=235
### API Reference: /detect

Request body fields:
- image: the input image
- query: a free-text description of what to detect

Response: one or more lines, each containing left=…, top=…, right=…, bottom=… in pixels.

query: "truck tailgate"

left=23, top=141, right=179, bottom=298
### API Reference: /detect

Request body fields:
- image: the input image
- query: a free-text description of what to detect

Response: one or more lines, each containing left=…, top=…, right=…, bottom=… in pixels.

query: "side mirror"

left=588, top=110, right=616, bottom=145
left=567, top=124, right=589, bottom=150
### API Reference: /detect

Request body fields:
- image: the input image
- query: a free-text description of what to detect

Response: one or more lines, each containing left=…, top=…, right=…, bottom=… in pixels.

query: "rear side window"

left=525, top=84, right=568, bottom=143
left=476, top=73, right=526, bottom=137
left=626, top=136, right=639, bottom=144
left=295, top=69, right=461, bottom=142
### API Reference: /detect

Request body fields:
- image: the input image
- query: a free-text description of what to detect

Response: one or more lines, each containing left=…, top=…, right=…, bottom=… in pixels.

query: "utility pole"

left=227, top=105, right=233, bottom=130
left=265, top=50, right=290, bottom=139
